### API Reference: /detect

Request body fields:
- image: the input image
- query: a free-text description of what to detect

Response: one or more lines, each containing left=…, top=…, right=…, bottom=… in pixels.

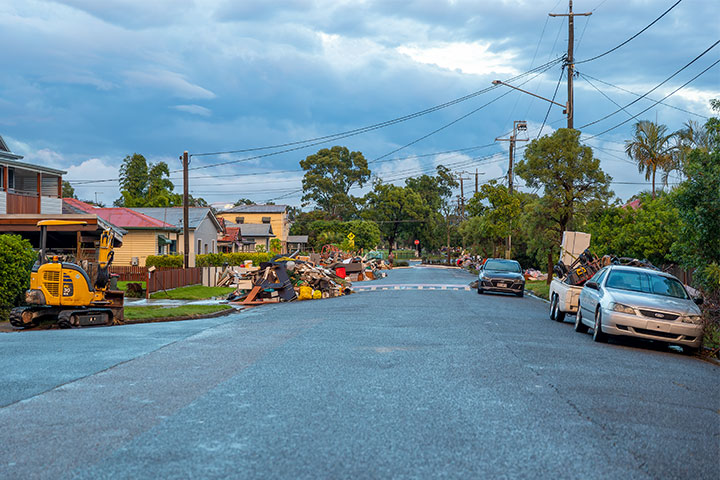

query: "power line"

left=185, top=57, right=564, bottom=165
left=575, top=0, right=684, bottom=65
left=583, top=56, right=720, bottom=140
left=578, top=72, right=708, bottom=119
left=578, top=39, right=720, bottom=130
left=537, top=65, right=565, bottom=139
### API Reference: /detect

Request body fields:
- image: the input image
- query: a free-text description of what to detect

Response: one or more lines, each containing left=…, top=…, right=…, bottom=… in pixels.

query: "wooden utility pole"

left=475, top=169, right=479, bottom=194
left=550, top=0, right=591, bottom=129
left=182, top=151, right=190, bottom=269
left=458, top=176, right=470, bottom=217
left=495, top=121, right=528, bottom=258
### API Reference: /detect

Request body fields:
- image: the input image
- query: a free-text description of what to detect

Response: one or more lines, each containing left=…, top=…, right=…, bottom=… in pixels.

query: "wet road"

left=1, top=265, right=718, bottom=479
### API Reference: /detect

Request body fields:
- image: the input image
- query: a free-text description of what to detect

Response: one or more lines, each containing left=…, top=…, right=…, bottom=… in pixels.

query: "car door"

left=580, top=268, right=607, bottom=315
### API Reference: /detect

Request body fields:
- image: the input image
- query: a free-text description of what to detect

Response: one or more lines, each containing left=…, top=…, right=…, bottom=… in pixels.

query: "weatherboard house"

left=0, top=135, right=65, bottom=215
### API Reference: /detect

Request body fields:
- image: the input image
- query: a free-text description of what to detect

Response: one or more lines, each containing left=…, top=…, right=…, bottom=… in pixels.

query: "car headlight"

left=610, top=302, right=636, bottom=315
left=681, top=315, right=703, bottom=324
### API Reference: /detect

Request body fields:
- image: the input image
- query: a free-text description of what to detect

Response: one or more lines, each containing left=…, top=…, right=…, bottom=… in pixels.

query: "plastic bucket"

left=335, top=267, right=346, bottom=278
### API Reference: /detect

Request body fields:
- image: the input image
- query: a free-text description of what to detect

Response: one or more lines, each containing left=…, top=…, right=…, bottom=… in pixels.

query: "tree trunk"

left=446, top=221, right=451, bottom=265
left=546, top=251, right=554, bottom=285
left=652, top=166, right=656, bottom=199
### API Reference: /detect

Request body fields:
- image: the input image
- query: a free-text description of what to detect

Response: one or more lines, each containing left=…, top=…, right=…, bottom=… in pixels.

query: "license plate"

left=497, top=282, right=507, bottom=288
left=647, top=321, right=671, bottom=333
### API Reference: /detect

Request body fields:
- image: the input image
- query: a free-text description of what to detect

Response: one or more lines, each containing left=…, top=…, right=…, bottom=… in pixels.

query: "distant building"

left=216, top=204, right=290, bottom=249
left=0, top=135, right=65, bottom=215
left=64, top=199, right=178, bottom=266
left=132, top=207, right=223, bottom=266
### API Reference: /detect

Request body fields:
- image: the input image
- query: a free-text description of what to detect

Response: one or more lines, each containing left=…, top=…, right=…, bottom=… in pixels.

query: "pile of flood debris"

left=554, top=249, right=659, bottom=287
left=222, top=251, right=391, bottom=306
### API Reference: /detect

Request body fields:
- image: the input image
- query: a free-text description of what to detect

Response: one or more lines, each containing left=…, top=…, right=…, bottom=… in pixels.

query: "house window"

left=204, top=243, right=208, bottom=254
left=197, top=239, right=201, bottom=255
left=235, top=217, right=244, bottom=224
left=170, top=240, right=177, bottom=254
left=0, top=166, right=3, bottom=188
left=262, top=217, right=271, bottom=224
left=7, top=168, right=14, bottom=190
left=211, top=240, right=216, bottom=253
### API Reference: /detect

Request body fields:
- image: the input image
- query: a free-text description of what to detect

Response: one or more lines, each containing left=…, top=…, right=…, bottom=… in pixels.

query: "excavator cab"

left=11, top=220, right=124, bottom=329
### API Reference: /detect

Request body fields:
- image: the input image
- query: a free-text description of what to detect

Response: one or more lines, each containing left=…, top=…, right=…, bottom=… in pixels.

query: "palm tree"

left=624, top=120, right=675, bottom=198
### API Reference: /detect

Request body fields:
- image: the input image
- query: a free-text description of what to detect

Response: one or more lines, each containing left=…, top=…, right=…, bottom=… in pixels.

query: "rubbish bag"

left=298, top=285, right=313, bottom=300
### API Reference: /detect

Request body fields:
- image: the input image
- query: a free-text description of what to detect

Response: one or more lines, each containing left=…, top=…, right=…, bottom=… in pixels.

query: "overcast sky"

left=1, top=0, right=718, bottom=208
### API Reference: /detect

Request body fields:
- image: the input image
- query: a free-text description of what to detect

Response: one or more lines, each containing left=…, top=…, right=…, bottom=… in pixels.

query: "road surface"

left=1, top=264, right=717, bottom=479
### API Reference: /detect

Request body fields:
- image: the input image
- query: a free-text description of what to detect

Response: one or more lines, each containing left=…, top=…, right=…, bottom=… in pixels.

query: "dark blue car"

left=477, top=259, right=525, bottom=297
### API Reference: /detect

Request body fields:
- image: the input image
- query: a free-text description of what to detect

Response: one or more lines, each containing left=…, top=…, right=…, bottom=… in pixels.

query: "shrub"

left=0, top=235, right=37, bottom=321
left=196, top=252, right=274, bottom=267
left=145, top=255, right=183, bottom=268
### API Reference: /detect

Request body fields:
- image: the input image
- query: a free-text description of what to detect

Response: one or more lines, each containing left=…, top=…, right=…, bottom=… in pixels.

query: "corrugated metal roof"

left=62, top=199, right=177, bottom=230
left=287, top=235, right=308, bottom=243
left=132, top=207, right=222, bottom=231
left=239, top=223, right=273, bottom=237
left=220, top=204, right=288, bottom=214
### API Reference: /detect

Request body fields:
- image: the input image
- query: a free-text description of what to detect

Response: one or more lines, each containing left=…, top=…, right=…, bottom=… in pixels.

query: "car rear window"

left=605, top=270, right=688, bottom=299
left=484, top=260, right=521, bottom=273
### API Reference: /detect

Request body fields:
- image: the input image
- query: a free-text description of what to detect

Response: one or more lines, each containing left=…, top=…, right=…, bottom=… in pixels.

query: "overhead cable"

left=575, top=0, right=683, bottom=65
left=578, top=39, right=720, bottom=130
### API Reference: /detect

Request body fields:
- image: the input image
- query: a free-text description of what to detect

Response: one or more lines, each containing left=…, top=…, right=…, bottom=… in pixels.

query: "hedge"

left=145, top=255, right=183, bottom=268
left=196, top=252, right=274, bottom=267
left=0, top=234, right=37, bottom=321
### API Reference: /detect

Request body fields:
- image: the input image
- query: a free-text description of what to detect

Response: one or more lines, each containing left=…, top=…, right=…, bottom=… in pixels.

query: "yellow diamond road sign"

left=347, top=232, right=355, bottom=240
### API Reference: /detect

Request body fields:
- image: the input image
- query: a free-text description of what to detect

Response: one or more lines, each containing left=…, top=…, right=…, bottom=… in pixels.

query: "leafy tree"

left=270, top=238, right=282, bottom=255
left=115, top=153, right=183, bottom=207
left=586, top=193, right=680, bottom=266
left=234, top=198, right=254, bottom=206
left=363, top=183, right=425, bottom=256
left=61, top=181, right=76, bottom=199
left=516, top=129, right=612, bottom=280
left=303, top=219, right=381, bottom=251
left=463, top=180, right=522, bottom=256
left=300, top=146, right=371, bottom=218
left=516, top=128, right=612, bottom=241
left=671, top=122, right=720, bottom=295
left=404, top=165, right=458, bottom=254
left=624, top=120, right=675, bottom=198
left=0, top=235, right=37, bottom=321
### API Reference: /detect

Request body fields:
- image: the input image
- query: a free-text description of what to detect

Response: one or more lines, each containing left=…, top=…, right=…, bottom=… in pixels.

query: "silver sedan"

left=575, top=265, right=704, bottom=353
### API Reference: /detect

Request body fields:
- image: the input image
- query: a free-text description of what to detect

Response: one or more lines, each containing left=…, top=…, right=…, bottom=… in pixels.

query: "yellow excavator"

left=10, top=220, right=124, bottom=329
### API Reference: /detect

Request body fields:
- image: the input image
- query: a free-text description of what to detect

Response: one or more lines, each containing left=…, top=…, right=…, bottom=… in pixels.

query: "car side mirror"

left=585, top=281, right=599, bottom=290
left=693, top=296, right=704, bottom=306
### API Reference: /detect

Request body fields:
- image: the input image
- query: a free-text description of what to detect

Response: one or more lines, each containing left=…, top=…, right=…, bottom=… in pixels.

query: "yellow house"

left=63, top=199, right=178, bottom=266
left=216, top=204, right=289, bottom=249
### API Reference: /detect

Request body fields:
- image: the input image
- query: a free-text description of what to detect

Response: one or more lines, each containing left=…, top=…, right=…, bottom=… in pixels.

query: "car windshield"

left=484, top=260, right=521, bottom=273
left=605, top=270, right=688, bottom=299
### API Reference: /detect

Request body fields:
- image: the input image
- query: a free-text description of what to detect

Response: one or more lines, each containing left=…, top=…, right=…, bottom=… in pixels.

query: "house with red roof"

left=63, top=198, right=179, bottom=266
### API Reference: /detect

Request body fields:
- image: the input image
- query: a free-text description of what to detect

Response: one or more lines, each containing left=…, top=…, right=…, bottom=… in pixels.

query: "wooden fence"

left=110, top=266, right=147, bottom=282
left=147, top=268, right=203, bottom=295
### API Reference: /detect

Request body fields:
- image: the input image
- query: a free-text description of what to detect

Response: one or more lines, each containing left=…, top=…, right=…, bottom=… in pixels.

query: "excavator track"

left=9, top=306, right=34, bottom=328
left=57, top=309, right=112, bottom=328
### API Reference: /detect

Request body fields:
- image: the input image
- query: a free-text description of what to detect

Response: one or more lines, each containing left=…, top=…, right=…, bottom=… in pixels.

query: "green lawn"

left=124, top=304, right=233, bottom=321
left=149, top=285, right=235, bottom=300
left=117, top=280, right=146, bottom=290
left=526, top=280, right=550, bottom=300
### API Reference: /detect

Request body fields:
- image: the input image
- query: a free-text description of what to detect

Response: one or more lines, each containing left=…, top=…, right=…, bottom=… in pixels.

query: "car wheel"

left=574, top=306, right=588, bottom=333
left=477, top=287, right=483, bottom=294
left=549, top=294, right=557, bottom=320
left=592, top=308, right=608, bottom=343
left=552, top=295, right=566, bottom=323
left=516, top=288, right=524, bottom=298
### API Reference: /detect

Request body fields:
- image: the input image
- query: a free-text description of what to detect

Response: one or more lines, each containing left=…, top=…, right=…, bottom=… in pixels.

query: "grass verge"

left=124, top=304, right=233, bottom=321
left=118, top=280, right=146, bottom=290
left=149, top=285, right=235, bottom=300
left=526, top=280, right=550, bottom=300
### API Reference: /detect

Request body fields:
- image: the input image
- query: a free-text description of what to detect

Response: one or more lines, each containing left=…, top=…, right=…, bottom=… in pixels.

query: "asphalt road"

left=1, top=265, right=718, bottom=479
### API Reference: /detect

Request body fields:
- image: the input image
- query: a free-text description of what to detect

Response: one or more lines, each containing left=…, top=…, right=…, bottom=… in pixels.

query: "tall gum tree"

left=516, top=128, right=612, bottom=279
left=300, top=146, right=370, bottom=219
